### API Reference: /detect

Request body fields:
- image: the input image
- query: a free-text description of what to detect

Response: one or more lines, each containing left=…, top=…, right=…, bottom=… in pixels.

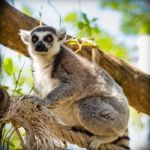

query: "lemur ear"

left=57, top=28, right=66, bottom=41
left=19, top=29, right=30, bottom=45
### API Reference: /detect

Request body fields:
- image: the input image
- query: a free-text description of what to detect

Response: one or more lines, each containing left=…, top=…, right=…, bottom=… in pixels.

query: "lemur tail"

left=99, top=129, right=130, bottom=150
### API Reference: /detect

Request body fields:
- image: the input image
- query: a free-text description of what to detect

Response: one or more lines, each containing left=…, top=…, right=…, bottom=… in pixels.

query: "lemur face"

left=19, top=26, right=66, bottom=55
left=30, top=31, right=54, bottom=52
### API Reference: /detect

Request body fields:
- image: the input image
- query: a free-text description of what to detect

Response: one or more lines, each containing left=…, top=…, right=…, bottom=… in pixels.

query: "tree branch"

left=0, top=1, right=150, bottom=115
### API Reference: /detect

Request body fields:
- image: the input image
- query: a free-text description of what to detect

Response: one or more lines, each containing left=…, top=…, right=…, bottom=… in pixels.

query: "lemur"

left=19, top=26, right=130, bottom=150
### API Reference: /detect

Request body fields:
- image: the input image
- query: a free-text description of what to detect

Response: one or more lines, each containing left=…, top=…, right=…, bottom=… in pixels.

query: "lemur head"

left=19, top=26, right=66, bottom=57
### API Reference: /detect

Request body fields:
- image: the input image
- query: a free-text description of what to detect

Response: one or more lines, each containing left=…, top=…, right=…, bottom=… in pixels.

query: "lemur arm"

left=44, top=80, right=82, bottom=105
left=29, top=79, right=82, bottom=105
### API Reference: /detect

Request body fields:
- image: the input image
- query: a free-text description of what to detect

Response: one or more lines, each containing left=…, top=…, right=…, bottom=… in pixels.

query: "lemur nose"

left=35, top=41, right=48, bottom=52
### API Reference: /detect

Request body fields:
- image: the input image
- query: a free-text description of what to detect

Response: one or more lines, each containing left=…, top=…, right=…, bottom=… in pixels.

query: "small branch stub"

left=0, top=89, right=9, bottom=119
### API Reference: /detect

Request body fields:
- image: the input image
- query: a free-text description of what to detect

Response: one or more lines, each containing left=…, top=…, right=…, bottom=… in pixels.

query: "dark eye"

left=32, top=35, right=38, bottom=43
left=44, top=34, right=53, bottom=43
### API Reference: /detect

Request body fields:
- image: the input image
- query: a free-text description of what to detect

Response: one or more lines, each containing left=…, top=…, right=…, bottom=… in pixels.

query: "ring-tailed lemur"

left=19, top=26, right=130, bottom=150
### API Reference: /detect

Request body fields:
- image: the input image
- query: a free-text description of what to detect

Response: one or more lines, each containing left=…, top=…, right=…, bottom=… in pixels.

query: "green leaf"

left=0, top=85, right=9, bottom=90
left=69, top=39, right=78, bottom=45
left=13, top=88, right=23, bottom=95
left=78, top=21, right=84, bottom=29
left=6, top=140, right=15, bottom=147
left=16, top=77, right=25, bottom=86
left=93, top=26, right=100, bottom=33
left=91, top=18, right=98, bottom=22
left=3, top=58, right=14, bottom=76
left=65, top=12, right=77, bottom=22
left=81, top=12, right=89, bottom=24
left=21, top=5, right=32, bottom=16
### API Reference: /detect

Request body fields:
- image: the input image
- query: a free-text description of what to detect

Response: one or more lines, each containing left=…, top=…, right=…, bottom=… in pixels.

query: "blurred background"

left=0, top=0, right=150, bottom=149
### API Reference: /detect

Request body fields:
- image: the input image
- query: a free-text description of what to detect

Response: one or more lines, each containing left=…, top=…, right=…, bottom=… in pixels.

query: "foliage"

left=3, top=58, right=14, bottom=76
left=0, top=54, right=33, bottom=149
left=0, top=54, right=33, bottom=95
left=0, top=4, right=34, bottom=149
left=99, top=0, right=150, bottom=34
left=1, top=124, right=25, bottom=150
left=65, top=11, right=128, bottom=59
left=21, top=5, right=32, bottom=16
left=0, top=52, right=33, bottom=149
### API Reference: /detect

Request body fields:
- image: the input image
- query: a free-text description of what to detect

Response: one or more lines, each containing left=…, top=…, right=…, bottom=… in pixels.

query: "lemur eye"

left=44, top=34, right=53, bottom=43
left=32, top=35, right=38, bottom=43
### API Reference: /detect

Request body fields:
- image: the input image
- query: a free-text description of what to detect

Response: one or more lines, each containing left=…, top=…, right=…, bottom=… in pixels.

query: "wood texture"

left=0, top=1, right=150, bottom=115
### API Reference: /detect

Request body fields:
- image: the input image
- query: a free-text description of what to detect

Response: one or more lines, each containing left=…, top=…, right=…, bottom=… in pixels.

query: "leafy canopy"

left=65, top=11, right=128, bottom=59
left=100, top=0, right=150, bottom=34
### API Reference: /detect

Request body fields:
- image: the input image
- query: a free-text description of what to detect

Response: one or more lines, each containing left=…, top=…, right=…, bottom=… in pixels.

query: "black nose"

left=35, top=41, right=48, bottom=52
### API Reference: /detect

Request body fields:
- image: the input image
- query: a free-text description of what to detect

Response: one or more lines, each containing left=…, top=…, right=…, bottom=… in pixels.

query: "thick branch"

left=0, top=1, right=150, bottom=115
left=0, top=1, right=39, bottom=56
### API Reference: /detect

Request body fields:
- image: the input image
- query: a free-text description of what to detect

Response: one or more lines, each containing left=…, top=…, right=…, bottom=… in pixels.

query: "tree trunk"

left=0, top=1, right=150, bottom=115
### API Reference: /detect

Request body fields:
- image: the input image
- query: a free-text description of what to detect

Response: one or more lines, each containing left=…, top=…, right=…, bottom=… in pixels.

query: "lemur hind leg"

left=74, top=96, right=123, bottom=150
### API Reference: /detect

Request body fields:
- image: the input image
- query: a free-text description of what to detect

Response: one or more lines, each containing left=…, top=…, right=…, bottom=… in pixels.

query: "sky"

left=11, top=0, right=137, bottom=51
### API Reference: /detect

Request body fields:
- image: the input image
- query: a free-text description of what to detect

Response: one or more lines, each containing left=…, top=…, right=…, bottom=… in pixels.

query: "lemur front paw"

left=21, top=95, right=44, bottom=105
left=28, top=96, right=44, bottom=105
left=21, top=95, right=57, bottom=106
left=28, top=96, right=55, bottom=106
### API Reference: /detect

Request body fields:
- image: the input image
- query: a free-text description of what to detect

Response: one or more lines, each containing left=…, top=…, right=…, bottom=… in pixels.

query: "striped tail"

left=99, top=129, right=130, bottom=150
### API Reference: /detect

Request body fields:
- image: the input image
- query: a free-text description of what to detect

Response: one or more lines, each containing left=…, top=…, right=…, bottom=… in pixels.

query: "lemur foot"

left=88, top=136, right=101, bottom=150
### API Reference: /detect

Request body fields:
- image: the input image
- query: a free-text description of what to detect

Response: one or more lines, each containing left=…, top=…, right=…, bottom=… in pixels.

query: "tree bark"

left=0, top=1, right=150, bottom=115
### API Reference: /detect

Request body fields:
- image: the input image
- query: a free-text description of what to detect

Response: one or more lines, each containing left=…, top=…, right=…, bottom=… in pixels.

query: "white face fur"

left=19, top=26, right=66, bottom=59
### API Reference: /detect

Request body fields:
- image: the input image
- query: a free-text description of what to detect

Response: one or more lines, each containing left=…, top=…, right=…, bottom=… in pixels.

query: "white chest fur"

left=33, top=58, right=60, bottom=98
